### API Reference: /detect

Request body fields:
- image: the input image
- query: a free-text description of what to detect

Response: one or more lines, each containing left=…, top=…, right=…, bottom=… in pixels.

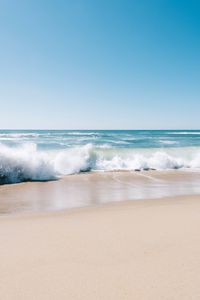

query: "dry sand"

left=1, top=194, right=200, bottom=299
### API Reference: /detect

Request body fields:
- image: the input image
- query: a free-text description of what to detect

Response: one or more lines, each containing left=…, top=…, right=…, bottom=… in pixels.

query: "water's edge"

left=1, top=170, right=200, bottom=215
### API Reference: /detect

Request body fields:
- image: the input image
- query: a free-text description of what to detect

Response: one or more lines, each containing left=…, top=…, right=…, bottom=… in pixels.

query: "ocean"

left=1, top=129, right=200, bottom=184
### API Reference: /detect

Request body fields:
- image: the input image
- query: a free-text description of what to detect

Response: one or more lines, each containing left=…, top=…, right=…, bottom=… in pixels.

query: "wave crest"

left=0, top=143, right=200, bottom=184
left=0, top=143, right=55, bottom=184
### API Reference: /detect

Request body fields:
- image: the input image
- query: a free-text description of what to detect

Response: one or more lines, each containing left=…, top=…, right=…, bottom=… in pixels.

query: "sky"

left=0, top=0, right=200, bottom=129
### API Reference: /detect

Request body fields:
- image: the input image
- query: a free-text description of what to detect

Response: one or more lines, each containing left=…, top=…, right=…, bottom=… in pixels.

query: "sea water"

left=1, top=129, right=200, bottom=184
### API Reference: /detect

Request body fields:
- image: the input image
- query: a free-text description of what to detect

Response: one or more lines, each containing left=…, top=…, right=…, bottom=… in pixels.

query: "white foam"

left=54, top=144, right=95, bottom=174
left=168, top=132, right=200, bottom=135
left=95, top=152, right=184, bottom=171
left=0, top=143, right=55, bottom=184
left=97, top=144, right=111, bottom=149
left=159, top=140, right=177, bottom=145
left=63, top=132, right=100, bottom=136
left=1, top=143, right=200, bottom=184
left=0, top=133, right=39, bottom=138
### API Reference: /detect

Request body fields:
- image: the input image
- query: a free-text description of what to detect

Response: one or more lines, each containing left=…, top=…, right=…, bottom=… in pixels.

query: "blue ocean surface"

left=0, top=130, right=200, bottom=184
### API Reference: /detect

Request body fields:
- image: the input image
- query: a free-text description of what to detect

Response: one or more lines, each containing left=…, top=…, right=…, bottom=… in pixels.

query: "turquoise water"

left=1, top=130, right=200, bottom=149
left=1, top=130, right=200, bottom=184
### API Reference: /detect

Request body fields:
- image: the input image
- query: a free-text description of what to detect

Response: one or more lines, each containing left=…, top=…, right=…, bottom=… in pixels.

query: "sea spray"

left=0, top=143, right=55, bottom=184
left=1, top=129, right=200, bottom=184
left=54, top=144, right=96, bottom=174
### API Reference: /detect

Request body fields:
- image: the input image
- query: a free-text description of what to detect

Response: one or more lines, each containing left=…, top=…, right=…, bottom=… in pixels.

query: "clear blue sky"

left=0, top=0, right=199, bottom=129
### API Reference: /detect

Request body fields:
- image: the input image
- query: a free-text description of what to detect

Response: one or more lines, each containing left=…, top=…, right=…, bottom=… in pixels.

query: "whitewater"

left=1, top=130, right=200, bottom=184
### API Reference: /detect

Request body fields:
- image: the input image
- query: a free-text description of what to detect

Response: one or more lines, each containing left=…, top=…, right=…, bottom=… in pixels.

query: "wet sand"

left=1, top=194, right=200, bottom=299
left=1, top=170, right=200, bottom=214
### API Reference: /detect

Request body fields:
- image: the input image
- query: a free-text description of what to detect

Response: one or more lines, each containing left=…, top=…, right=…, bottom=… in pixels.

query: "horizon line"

left=0, top=128, right=200, bottom=131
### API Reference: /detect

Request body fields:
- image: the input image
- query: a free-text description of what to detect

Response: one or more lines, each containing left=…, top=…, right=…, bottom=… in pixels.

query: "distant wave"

left=168, top=132, right=200, bottom=135
left=159, top=140, right=178, bottom=145
left=0, top=133, right=40, bottom=138
left=61, top=132, right=101, bottom=136
left=1, top=143, right=200, bottom=184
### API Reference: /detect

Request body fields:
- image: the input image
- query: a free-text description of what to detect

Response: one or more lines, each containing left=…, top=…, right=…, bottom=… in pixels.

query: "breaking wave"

left=1, top=143, right=200, bottom=184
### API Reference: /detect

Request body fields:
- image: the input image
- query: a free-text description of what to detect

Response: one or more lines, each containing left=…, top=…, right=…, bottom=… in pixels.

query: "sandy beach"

left=1, top=0, right=199, bottom=296
left=1, top=193, right=200, bottom=299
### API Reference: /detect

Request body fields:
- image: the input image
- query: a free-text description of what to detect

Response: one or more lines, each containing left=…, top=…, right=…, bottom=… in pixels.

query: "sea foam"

left=0, top=143, right=55, bottom=184
left=0, top=143, right=200, bottom=184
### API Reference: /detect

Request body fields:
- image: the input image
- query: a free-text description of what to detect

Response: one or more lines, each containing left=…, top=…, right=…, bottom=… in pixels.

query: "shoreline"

left=1, top=170, right=200, bottom=215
